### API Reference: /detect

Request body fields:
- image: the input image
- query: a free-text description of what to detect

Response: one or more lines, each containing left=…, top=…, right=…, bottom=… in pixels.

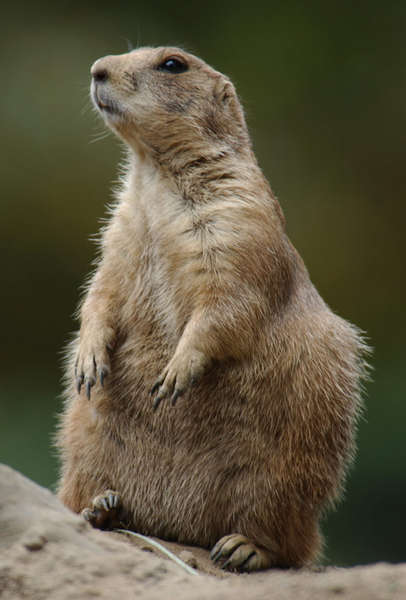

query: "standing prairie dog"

left=57, top=47, right=368, bottom=571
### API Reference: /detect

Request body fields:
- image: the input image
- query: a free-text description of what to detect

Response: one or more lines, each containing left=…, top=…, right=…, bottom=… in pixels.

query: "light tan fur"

left=57, top=47, right=369, bottom=571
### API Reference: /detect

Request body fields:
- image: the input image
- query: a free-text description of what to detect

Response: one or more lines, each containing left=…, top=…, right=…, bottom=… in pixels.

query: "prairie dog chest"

left=135, top=167, right=214, bottom=280
left=116, top=165, right=208, bottom=334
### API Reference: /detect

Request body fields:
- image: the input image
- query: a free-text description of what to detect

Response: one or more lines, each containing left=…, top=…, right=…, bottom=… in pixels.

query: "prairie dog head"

left=90, top=47, right=250, bottom=163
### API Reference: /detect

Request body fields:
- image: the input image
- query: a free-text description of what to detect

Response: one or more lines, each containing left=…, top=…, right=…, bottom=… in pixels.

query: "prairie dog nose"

left=93, top=67, right=108, bottom=83
left=91, top=58, right=111, bottom=82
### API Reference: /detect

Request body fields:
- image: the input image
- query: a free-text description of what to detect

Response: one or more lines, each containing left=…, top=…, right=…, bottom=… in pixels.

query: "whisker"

left=81, top=100, right=94, bottom=117
left=122, top=37, right=134, bottom=52
left=89, top=129, right=112, bottom=144
left=135, top=29, right=142, bottom=50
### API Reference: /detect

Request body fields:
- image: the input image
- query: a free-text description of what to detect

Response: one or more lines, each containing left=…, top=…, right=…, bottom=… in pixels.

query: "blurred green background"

left=1, top=1, right=404, bottom=566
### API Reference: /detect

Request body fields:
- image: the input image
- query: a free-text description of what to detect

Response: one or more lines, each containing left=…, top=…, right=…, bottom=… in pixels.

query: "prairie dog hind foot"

left=211, top=534, right=273, bottom=572
left=81, top=490, right=124, bottom=530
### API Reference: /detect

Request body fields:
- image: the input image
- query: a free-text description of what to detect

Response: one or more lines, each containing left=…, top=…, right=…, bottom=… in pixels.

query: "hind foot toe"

left=81, top=489, right=123, bottom=530
left=210, top=534, right=272, bottom=572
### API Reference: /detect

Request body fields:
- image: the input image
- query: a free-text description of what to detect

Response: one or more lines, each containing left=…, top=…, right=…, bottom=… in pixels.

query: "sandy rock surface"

left=0, top=463, right=404, bottom=599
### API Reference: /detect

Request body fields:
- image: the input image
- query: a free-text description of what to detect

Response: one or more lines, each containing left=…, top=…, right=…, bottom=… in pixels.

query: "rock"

left=179, top=550, right=198, bottom=568
left=1, top=464, right=405, bottom=599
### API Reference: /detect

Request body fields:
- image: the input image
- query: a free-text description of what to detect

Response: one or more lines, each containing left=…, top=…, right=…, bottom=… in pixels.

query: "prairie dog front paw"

left=75, top=325, right=114, bottom=399
left=151, top=348, right=210, bottom=410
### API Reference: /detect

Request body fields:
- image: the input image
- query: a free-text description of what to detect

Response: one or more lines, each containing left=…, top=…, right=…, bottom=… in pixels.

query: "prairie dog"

left=57, top=47, right=368, bottom=571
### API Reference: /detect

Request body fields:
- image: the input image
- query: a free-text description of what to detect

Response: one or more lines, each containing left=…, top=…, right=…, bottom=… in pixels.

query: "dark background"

left=1, top=1, right=404, bottom=567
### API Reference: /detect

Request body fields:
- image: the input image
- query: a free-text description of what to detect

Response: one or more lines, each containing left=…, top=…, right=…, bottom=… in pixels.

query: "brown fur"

left=56, top=47, right=369, bottom=570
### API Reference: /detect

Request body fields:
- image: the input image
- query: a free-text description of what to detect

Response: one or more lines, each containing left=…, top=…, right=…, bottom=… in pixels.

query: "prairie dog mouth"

left=91, top=83, right=121, bottom=116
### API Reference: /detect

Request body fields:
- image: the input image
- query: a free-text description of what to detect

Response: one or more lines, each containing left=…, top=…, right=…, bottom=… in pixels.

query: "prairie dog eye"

left=157, top=57, right=188, bottom=74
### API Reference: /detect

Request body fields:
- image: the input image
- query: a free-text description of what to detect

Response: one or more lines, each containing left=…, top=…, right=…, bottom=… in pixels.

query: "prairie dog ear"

left=211, top=74, right=247, bottom=139
left=213, top=76, right=237, bottom=106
